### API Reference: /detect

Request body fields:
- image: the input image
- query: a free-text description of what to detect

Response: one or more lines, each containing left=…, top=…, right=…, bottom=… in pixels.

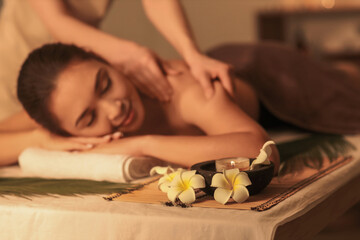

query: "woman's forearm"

left=142, top=133, right=278, bottom=168
left=0, top=112, right=41, bottom=166
left=0, top=130, right=39, bottom=166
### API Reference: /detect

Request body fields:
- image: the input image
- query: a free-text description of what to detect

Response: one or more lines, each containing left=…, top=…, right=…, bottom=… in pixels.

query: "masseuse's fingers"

left=129, top=74, right=156, bottom=99
left=140, top=69, right=167, bottom=101
left=120, top=46, right=179, bottom=102
left=130, top=67, right=169, bottom=101
left=186, top=53, right=235, bottom=99
left=143, top=59, right=174, bottom=101
left=195, top=71, right=214, bottom=99
left=131, top=57, right=180, bottom=102
left=218, top=65, right=235, bottom=97
left=160, top=60, right=182, bottom=76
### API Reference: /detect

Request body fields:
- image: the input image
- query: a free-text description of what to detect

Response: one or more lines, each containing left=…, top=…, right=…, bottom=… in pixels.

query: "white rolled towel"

left=19, top=148, right=165, bottom=182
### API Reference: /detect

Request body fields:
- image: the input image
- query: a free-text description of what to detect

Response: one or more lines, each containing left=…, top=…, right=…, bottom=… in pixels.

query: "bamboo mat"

left=108, top=156, right=353, bottom=211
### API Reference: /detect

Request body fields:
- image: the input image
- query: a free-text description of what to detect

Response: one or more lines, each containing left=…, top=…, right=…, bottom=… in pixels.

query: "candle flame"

left=230, top=160, right=235, bottom=167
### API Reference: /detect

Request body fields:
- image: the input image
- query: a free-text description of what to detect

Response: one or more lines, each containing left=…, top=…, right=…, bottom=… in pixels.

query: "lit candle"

left=215, top=157, right=250, bottom=172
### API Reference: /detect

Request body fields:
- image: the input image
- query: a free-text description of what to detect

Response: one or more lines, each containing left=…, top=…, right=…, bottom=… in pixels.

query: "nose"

left=99, top=99, right=123, bottom=121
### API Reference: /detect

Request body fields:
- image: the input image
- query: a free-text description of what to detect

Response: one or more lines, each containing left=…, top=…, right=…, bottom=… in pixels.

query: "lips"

left=122, top=107, right=135, bottom=126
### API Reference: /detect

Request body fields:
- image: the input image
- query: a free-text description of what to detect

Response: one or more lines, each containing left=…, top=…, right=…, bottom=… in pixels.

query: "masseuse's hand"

left=33, top=128, right=123, bottom=152
left=115, top=45, right=180, bottom=102
left=185, top=52, right=234, bottom=99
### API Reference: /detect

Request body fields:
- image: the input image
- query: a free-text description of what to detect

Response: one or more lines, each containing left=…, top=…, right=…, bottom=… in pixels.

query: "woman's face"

left=50, top=59, right=145, bottom=137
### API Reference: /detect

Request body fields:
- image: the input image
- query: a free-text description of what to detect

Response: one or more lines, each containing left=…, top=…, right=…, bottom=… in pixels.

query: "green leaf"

left=277, top=134, right=356, bottom=176
left=0, top=177, right=143, bottom=199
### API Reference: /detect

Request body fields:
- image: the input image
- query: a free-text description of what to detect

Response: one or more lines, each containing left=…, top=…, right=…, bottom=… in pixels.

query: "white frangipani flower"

left=158, top=170, right=183, bottom=193
left=149, top=166, right=184, bottom=193
left=150, top=166, right=175, bottom=176
left=211, top=168, right=251, bottom=204
left=167, top=170, right=205, bottom=204
left=250, top=140, right=276, bottom=170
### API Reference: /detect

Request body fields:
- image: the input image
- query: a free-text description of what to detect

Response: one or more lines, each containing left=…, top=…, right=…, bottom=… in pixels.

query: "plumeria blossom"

left=150, top=166, right=184, bottom=193
left=211, top=168, right=251, bottom=204
left=250, top=140, right=276, bottom=170
left=167, top=170, right=205, bottom=204
left=150, top=166, right=176, bottom=176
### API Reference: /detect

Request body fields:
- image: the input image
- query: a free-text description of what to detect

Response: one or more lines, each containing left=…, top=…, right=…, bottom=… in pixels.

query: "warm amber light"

left=215, top=157, right=250, bottom=171
left=321, top=0, right=335, bottom=9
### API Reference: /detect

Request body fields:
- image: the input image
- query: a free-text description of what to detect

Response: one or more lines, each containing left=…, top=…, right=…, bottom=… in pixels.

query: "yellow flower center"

left=233, top=177, right=241, bottom=187
left=167, top=171, right=179, bottom=181
left=182, top=179, right=191, bottom=190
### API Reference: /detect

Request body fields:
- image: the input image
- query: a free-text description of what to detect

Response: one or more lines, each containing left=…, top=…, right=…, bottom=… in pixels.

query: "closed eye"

left=86, top=110, right=96, bottom=127
left=100, top=73, right=112, bottom=95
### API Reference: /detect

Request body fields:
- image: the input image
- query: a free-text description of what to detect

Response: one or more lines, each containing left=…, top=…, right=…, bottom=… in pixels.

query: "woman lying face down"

left=17, top=43, right=279, bottom=171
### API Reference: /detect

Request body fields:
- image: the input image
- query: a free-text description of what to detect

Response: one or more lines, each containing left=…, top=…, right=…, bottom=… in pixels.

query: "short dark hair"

left=17, top=43, right=108, bottom=136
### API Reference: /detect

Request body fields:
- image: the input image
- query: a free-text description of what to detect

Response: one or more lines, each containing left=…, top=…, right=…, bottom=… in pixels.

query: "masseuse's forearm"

left=27, top=0, right=138, bottom=65
left=0, top=131, right=38, bottom=166
left=142, top=0, right=200, bottom=59
left=143, top=133, right=279, bottom=168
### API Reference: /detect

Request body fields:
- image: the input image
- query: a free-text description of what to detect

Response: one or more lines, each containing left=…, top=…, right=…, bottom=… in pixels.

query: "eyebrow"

left=75, top=68, right=102, bottom=127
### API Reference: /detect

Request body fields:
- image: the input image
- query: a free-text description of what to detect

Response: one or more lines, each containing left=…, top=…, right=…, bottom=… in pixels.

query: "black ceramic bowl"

left=191, top=159, right=274, bottom=196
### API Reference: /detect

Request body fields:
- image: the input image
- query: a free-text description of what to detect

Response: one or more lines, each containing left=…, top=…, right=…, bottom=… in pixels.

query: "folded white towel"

left=19, top=148, right=165, bottom=182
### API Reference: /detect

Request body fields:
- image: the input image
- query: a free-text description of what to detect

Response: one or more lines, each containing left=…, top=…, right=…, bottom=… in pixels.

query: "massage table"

left=0, top=131, right=359, bottom=240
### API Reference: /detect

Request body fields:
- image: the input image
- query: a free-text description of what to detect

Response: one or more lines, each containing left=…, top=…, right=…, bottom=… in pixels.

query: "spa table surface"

left=0, top=133, right=360, bottom=240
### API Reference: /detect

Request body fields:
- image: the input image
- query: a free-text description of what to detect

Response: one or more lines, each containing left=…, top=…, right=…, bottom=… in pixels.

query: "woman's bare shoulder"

left=165, top=59, right=231, bottom=108
left=162, top=60, right=262, bottom=135
left=165, top=60, right=258, bottom=117
left=166, top=60, right=201, bottom=94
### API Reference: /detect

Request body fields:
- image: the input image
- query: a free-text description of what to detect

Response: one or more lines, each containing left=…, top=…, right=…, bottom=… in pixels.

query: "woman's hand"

left=113, top=44, right=180, bottom=102
left=85, top=136, right=147, bottom=156
left=33, top=128, right=123, bottom=152
left=185, top=52, right=234, bottom=99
